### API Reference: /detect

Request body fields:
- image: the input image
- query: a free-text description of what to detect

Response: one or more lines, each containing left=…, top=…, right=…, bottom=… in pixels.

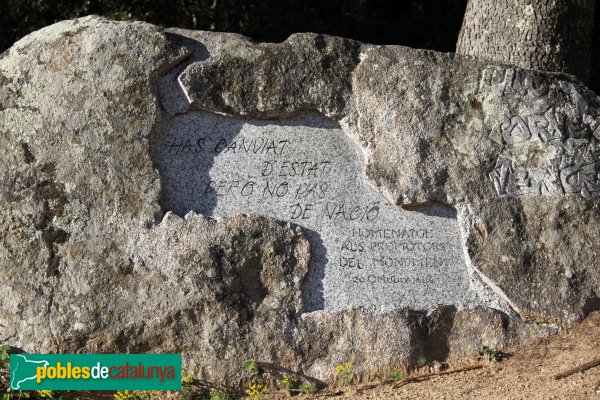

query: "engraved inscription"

left=488, top=156, right=562, bottom=197
left=156, top=113, right=479, bottom=311
left=479, top=65, right=600, bottom=199
left=560, top=162, right=600, bottom=199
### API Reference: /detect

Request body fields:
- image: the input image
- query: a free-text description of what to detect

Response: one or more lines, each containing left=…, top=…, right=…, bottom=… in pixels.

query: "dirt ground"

left=275, top=311, right=600, bottom=400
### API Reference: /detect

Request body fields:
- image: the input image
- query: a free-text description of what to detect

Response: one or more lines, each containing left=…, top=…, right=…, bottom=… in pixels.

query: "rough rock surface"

left=1, top=16, right=599, bottom=385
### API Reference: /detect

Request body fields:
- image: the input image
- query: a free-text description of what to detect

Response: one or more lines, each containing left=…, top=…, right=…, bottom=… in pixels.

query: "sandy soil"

left=274, top=311, right=600, bottom=400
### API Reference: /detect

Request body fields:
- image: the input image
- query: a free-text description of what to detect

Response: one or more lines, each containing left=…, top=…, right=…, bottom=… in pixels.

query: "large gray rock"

left=1, top=16, right=598, bottom=385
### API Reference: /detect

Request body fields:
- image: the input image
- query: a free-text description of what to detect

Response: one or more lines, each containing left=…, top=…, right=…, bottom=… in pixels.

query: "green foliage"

left=0, top=347, right=12, bottom=400
left=180, top=386, right=205, bottom=400
left=334, top=361, right=354, bottom=387
left=178, top=371, right=222, bottom=400
left=181, top=371, right=195, bottom=386
left=298, top=382, right=317, bottom=394
left=0, top=391, right=65, bottom=400
left=0, top=394, right=30, bottom=400
left=278, top=375, right=297, bottom=391
left=113, top=390, right=158, bottom=400
left=478, top=346, right=504, bottom=362
left=416, top=356, right=428, bottom=368
left=0, top=346, right=11, bottom=364
left=242, top=358, right=267, bottom=399
left=209, top=389, right=230, bottom=400
left=244, top=383, right=267, bottom=400
left=390, top=369, right=405, bottom=381
left=34, top=391, right=54, bottom=399
left=114, top=391, right=134, bottom=400
left=244, top=358, right=264, bottom=380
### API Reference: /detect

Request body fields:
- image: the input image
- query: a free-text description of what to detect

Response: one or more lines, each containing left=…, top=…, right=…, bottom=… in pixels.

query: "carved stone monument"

left=1, top=17, right=598, bottom=384
left=156, top=112, right=478, bottom=311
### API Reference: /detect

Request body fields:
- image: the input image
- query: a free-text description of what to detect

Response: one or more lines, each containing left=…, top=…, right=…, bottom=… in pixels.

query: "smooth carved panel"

left=155, top=112, right=479, bottom=311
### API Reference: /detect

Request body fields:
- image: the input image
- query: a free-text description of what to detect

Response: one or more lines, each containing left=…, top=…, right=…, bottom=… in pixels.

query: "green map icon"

left=10, top=354, right=49, bottom=390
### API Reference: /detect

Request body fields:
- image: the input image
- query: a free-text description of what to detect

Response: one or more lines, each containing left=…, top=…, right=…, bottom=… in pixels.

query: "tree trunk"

left=456, top=0, right=595, bottom=82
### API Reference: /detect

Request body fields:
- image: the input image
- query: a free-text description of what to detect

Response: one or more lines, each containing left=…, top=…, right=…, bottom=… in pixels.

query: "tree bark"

left=456, top=0, right=595, bottom=82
